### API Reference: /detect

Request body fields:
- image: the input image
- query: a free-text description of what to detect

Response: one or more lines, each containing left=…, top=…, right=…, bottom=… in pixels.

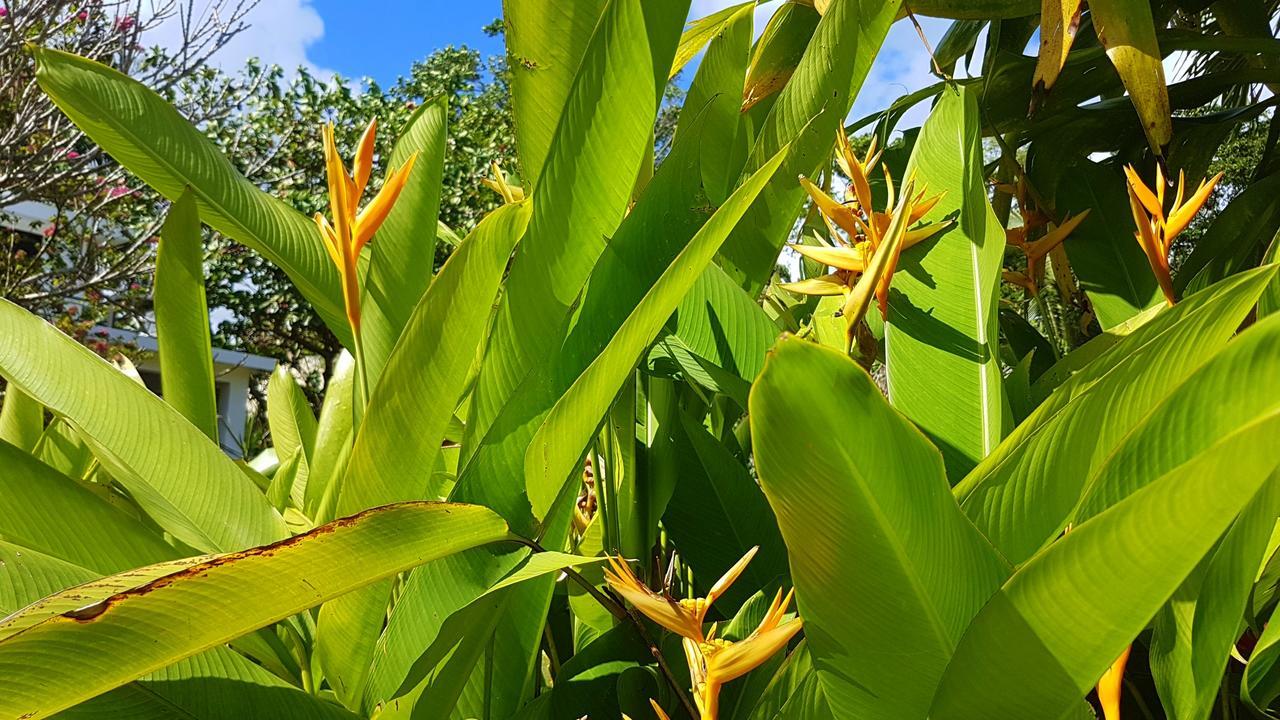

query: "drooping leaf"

left=0, top=298, right=287, bottom=553
left=886, top=85, right=1009, bottom=480
left=31, top=48, right=348, bottom=344
left=752, top=337, right=1009, bottom=719
left=0, top=502, right=509, bottom=719
left=1088, top=0, right=1173, bottom=154
left=742, top=3, right=821, bottom=113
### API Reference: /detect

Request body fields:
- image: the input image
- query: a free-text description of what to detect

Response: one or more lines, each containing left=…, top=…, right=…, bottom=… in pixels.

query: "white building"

left=2, top=201, right=274, bottom=458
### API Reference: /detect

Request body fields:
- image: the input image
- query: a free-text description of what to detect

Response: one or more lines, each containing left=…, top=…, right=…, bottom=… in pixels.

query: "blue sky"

left=152, top=1, right=963, bottom=128
left=307, top=0, right=506, bottom=83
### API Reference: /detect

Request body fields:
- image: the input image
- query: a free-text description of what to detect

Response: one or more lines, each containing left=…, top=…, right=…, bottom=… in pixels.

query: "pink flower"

left=66, top=150, right=80, bottom=160
left=42, top=225, right=57, bottom=237
left=115, top=14, right=135, bottom=31
left=0, top=7, right=8, bottom=18
left=107, top=185, right=129, bottom=198
left=76, top=9, right=88, bottom=20
left=66, top=305, right=79, bottom=317
left=129, top=282, right=141, bottom=291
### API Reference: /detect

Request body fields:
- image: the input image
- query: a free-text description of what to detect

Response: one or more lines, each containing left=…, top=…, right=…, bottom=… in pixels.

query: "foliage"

left=1, top=1, right=1279, bottom=719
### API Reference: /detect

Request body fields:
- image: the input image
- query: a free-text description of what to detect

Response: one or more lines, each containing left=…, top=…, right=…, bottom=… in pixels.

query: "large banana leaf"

left=31, top=48, right=349, bottom=344
left=358, top=97, right=448, bottom=381
left=503, top=0, right=609, bottom=186
left=56, top=647, right=361, bottom=720
left=930, top=317, right=1280, bottom=716
left=0, top=502, right=509, bottom=719
left=954, top=266, right=1277, bottom=565
left=316, top=201, right=530, bottom=707
left=752, top=337, right=1009, bottom=719
left=0, top=441, right=176, bottom=574
left=717, top=0, right=902, bottom=288
left=525, top=142, right=788, bottom=518
left=886, top=85, right=1008, bottom=480
left=1088, top=0, right=1173, bottom=154
left=153, top=190, right=218, bottom=442
left=0, top=298, right=286, bottom=553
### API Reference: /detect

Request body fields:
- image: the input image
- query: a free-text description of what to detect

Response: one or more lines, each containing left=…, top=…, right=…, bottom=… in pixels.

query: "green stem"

left=1032, top=291, right=1064, bottom=360
left=350, top=323, right=372, bottom=426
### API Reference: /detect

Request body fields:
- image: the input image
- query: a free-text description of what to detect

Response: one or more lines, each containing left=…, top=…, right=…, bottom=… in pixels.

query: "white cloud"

left=143, top=0, right=332, bottom=77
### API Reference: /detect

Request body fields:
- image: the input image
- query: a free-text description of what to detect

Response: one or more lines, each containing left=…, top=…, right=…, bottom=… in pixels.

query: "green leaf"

left=1177, top=170, right=1280, bottom=296
left=0, top=501, right=510, bottom=719
left=154, top=189, right=219, bottom=442
left=31, top=48, right=348, bottom=344
left=1151, top=475, right=1280, bottom=720
left=751, top=337, right=1009, bottom=719
left=0, top=384, right=43, bottom=452
left=663, top=411, right=788, bottom=609
left=670, top=1, right=754, bottom=80
left=716, top=0, right=902, bottom=288
left=316, top=201, right=530, bottom=707
left=954, top=266, right=1278, bottom=566
left=0, top=540, right=98, bottom=616
left=0, top=298, right=286, bottom=553
left=503, top=0, right=608, bottom=186
left=674, top=1, right=753, bottom=204
left=910, top=0, right=1038, bottom=18
left=525, top=142, right=788, bottom=519
left=1088, top=0, right=1173, bottom=154
left=886, top=85, right=1009, bottom=480
left=742, top=3, right=821, bottom=113
left=1260, top=239, right=1280, bottom=318
left=930, top=380, right=1280, bottom=717
left=1054, top=158, right=1163, bottom=329
left=304, top=351, right=356, bottom=518
left=55, top=647, right=361, bottom=720
left=266, top=366, right=317, bottom=510
left=359, top=97, right=449, bottom=381
left=0, top=440, right=177, bottom=574
left=669, top=264, right=779, bottom=402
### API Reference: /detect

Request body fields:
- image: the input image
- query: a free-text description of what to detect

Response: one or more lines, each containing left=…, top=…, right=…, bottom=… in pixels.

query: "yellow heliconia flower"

left=1097, top=644, right=1131, bottom=720
left=603, top=547, right=757, bottom=644
left=313, top=119, right=419, bottom=333
left=606, top=548, right=801, bottom=720
left=682, top=588, right=803, bottom=720
left=1002, top=210, right=1089, bottom=295
left=481, top=160, right=525, bottom=204
left=1123, top=164, right=1222, bottom=306
left=784, top=128, right=950, bottom=349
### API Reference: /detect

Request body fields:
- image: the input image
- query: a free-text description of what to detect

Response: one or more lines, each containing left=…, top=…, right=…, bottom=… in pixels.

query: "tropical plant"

left=0, top=1, right=1278, bottom=719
